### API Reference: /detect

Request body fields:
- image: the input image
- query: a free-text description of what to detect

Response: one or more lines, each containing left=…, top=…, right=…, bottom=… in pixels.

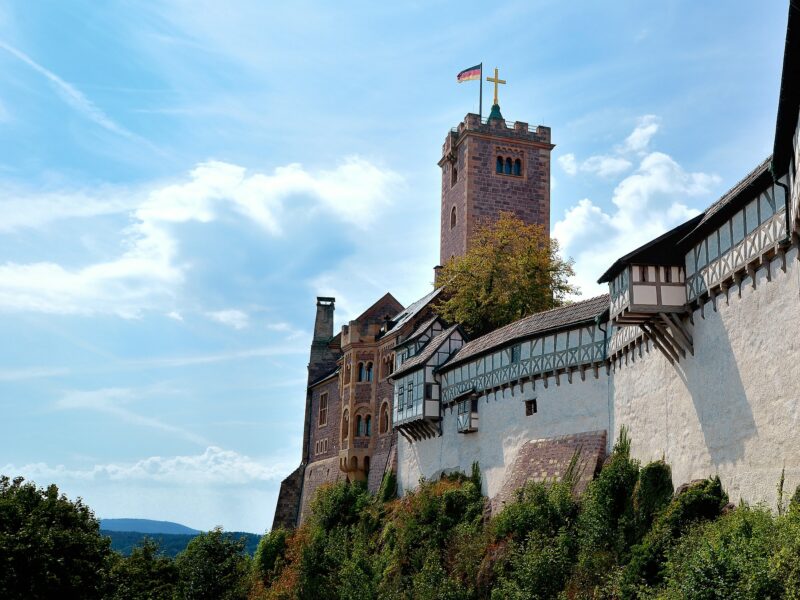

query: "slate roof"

left=773, top=0, right=800, bottom=176
left=442, top=295, right=609, bottom=369
left=391, top=324, right=459, bottom=379
left=308, top=366, right=340, bottom=389
left=385, top=287, right=441, bottom=334
left=597, top=215, right=702, bottom=283
left=393, top=315, right=441, bottom=350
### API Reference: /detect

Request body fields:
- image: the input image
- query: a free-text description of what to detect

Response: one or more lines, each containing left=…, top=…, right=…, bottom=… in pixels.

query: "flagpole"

left=479, top=63, right=483, bottom=120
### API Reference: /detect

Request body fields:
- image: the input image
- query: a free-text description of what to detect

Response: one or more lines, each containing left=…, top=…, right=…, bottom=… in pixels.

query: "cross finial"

left=486, top=67, right=506, bottom=106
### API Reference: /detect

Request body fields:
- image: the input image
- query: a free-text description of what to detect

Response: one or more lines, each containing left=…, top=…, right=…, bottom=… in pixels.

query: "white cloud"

left=558, top=153, right=578, bottom=175
left=2, top=446, right=289, bottom=486
left=0, top=366, right=70, bottom=382
left=580, top=155, right=632, bottom=177
left=622, top=114, right=660, bottom=153
left=206, top=309, right=249, bottom=329
left=554, top=149, right=720, bottom=296
left=0, top=158, right=401, bottom=317
left=166, top=310, right=184, bottom=321
left=0, top=41, right=138, bottom=140
left=55, top=387, right=209, bottom=445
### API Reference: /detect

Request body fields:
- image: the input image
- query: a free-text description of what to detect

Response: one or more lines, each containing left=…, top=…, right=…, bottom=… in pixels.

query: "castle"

left=273, top=2, right=800, bottom=529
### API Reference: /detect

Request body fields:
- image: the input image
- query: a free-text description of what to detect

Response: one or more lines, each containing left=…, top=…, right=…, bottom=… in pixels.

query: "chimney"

left=433, top=265, right=443, bottom=287
left=313, top=297, right=335, bottom=342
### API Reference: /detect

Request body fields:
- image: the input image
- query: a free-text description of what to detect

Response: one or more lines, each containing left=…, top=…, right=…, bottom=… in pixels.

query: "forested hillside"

left=102, top=529, right=260, bottom=557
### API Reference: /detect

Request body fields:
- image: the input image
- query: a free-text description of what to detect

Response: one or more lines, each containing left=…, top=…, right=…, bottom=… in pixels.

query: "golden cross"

left=486, top=67, right=506, bottom=106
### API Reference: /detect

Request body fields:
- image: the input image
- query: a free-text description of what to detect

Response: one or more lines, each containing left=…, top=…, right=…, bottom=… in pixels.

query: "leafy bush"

left=633, top=460, right=674, bottom=538
left=620, top=477, right=728, bottom=597
left=657, top=506, right=782, bottom=599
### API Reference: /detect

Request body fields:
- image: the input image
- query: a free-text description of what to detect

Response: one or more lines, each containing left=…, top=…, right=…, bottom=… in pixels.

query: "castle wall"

left=397, top=370, right=611, bottom=502
left=297, top=456, right=347, bottom=525
left=612, top=246, right=800, bottom=507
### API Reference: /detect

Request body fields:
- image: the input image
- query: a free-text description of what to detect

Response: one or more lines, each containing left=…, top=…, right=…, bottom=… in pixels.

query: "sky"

left=0, top=1, right=789, bottom=533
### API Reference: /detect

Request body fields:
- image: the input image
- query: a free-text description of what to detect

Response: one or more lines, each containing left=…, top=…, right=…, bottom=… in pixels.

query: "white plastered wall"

left=613, top=247, right=800, bottom=506
left=397, top=370, right=611, bottom=497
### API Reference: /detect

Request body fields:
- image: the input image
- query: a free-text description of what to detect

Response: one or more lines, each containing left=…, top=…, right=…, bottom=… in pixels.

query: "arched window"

left=342, top=410, right=349, bottom=440
left=496, top=156, right=503, bottom=173
left=450, top=206, right=457, bottom=230
left=365, top=362, right=373, bottom=382
left=365, top=415, right=372, bottom=436
left=364, top=456, right=370, bottom=477
left=357, top=362, right=365, bottom=382
left=504, top=157, right=512, bottom=174
left=380, top=402, right=390, bottom=434
left=355, top=415, right=363, bottom=437
left=513, top=158, right=522, bottom=176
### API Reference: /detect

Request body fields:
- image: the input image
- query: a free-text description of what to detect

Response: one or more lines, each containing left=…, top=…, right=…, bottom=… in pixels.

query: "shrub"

left=633, top=460, right=674, bottom=539
left=620, top=477, right=728, bottom=597
left=657, top=506, right=782, bottom=599
left=254, top=528, right=289, bottom=584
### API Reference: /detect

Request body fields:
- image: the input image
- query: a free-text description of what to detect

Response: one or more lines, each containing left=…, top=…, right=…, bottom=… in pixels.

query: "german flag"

left=456, top=64, right=481, bottom=83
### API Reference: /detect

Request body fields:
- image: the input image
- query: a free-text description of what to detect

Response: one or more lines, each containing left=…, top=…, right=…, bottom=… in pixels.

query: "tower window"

left=451, top=164, right=458, bottom=187
left=318, top=392, right=328, bottom=427
left=513, top=159, right=522, bottom=176
left=380, top=402, right=390, bottom=433
left=365, top=415, right=372, bottom=436
left=450, top=206, right=457, bottom=230
left=355, top=415, right=363, bottom=437
left=357, top=362, right=365, bottom=382
left=496, top=156, right=503, bottom=173
left=504, top=157, right=512, bottom=174
left=365, top=362, right=373, bottom=382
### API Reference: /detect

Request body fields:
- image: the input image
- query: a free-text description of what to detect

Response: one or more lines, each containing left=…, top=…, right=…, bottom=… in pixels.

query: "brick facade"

left=490, top=430, right=607, bottom=514
left=439, top=112, right=553, bottom=264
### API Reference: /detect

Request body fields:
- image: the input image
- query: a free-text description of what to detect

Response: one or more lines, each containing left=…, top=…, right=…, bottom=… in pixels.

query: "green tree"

left=175, top=528, right=250, bottom=600
left=0, top=475, right=112, bottom=600
left=107, top=537, right=177, bottom=600
left=435, top=212, right=577, bottom=337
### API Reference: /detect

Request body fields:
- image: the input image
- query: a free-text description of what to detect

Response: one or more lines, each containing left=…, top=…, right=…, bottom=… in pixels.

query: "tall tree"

left=175, top=528, right=250, bottom=600
left=0, top=475, right=113, bottom=599
left=435, top=212, right=577, bottom=337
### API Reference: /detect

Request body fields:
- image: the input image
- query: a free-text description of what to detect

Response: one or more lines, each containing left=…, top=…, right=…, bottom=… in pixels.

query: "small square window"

left=525, top=399, right=538, bottom=416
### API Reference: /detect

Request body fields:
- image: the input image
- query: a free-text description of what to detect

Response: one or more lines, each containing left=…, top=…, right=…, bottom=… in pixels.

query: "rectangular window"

left=719, top=222, right=732, bottom=253
left=425, top=382, right=434, bottom=399
left=708, top=231, right=719, bottom=261
left=318, top=393, right=328, bottom=427
left=510, top=344, right=521, bottom=364
left=525, top=398, right=538, bottom=416
left=407, top=381, right=414, bottom=409
left=746, top=200, right=758, bottom=234
left=733, top=210, right=745, bottom=244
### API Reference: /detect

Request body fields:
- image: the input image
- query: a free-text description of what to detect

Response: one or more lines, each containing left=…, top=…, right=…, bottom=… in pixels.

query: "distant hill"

left=101, top=530, right=261, bottom=558
left=100, top=518, right=200, bottom=535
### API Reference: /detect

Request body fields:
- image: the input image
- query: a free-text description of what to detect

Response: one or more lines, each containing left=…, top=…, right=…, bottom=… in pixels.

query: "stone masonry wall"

left=272, top=465, right=304, bottom=530
left=491, top=430, right=606, bottom=513
left=612, top=247, right=800, bottom=507
left=298, top=456, right=347, bottom=525
left=308, top=377, right=341, bottom=464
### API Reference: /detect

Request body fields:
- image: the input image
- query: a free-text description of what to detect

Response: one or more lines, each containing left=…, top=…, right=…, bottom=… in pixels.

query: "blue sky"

left=0, top=1, right=788, bottom=533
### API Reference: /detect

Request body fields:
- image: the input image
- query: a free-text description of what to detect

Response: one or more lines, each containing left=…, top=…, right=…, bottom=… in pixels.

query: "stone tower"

left=438, top=107, right=554, bottom=265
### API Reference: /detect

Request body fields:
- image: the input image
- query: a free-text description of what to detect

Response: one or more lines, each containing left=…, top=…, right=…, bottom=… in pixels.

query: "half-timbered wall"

left=613, top=245, right=800, bottom=510
left=685, top=180, right=788, bottom=303
left=395, top=321, right=444, bottom=369
left=393, top=331, right=465, bottom=427
left=440, top=324, right=606, bottom=404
